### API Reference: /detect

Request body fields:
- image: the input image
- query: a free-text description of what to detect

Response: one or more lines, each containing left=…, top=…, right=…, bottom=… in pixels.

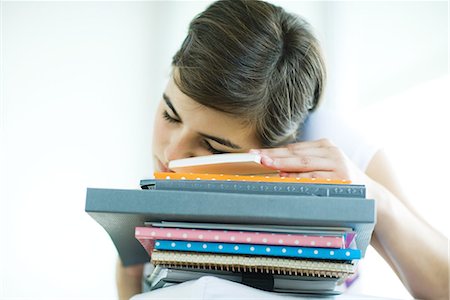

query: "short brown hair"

left=172, top=0, right=326, bottom=147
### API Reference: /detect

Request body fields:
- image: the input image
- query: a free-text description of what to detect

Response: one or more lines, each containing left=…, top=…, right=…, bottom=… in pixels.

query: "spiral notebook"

left=151, top=250, right=357, bottom=278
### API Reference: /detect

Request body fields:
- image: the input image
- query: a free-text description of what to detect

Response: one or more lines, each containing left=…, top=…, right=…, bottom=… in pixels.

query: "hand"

left=251, top=139, right=364, bottom=183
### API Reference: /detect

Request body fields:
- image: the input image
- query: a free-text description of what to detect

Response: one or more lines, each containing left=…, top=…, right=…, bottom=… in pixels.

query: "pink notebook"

left=135, top=226, right=345, bottom=255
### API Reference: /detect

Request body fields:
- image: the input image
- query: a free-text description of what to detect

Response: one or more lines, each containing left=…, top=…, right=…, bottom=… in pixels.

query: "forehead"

left=164, top=77, right=261, bottom=149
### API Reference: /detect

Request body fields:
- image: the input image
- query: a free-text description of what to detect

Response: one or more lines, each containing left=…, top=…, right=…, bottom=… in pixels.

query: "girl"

left=117, top=1, right=448, bottom=299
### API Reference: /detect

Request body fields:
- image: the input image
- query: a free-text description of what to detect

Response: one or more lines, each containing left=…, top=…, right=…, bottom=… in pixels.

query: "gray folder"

left=140, top=179, right=366, bottom=198
left=85, top=188, right=376, bottom=266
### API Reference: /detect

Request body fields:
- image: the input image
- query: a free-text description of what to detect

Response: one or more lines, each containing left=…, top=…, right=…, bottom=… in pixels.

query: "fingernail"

left=261, top=155, right=274, bottom=166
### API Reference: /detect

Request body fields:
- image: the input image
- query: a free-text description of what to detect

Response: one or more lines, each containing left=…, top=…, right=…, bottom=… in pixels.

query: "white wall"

left=1, top=2, right=208, bottom=299
left=1, top=1, right=448, bottom=300
left=321, top=1, right=448, bottom=111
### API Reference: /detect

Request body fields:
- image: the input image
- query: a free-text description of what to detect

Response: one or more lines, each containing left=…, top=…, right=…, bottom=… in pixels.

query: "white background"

left=0, top=1, right=448, bottom=299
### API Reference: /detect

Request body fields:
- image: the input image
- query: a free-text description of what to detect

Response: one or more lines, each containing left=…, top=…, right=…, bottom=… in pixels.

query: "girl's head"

left=153, top=0, right=325, bottom=171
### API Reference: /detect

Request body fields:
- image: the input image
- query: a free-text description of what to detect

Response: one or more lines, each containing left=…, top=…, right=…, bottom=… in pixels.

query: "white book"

left=168, top=153, right=278, bottom=175
left=147, top=265, right=340, bottom=294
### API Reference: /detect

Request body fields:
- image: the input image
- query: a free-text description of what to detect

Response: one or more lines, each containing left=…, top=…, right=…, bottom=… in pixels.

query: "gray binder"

left=140, top=179, right=366, bottom=198
left=85, top=188, right=376, bottom=266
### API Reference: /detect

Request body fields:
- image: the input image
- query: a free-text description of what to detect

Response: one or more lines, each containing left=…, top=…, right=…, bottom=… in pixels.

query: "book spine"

left=141, top=179, right=365, bottom=198
left=153, top=240, right=361, bottom=261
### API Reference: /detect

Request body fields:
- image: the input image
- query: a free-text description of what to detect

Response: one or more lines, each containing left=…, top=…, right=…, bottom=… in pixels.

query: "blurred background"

left=0, top=1, right=448, bottom=299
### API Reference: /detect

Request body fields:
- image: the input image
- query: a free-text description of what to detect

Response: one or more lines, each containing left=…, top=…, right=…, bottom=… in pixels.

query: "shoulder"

left=297, top=108, right=380, bottom=171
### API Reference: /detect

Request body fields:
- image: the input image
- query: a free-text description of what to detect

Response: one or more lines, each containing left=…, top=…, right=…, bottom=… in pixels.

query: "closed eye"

left=162, top=110, right=180, bottom=124
left=204, top=140, right=228, bottom=154
left=163, top=110, right=226, bottom=154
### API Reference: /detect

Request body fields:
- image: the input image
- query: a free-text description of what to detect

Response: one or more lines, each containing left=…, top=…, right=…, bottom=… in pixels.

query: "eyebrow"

left=162, top=93, right=242, bottom=150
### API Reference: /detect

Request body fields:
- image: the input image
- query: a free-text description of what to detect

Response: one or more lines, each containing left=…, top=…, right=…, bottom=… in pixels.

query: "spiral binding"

left=151, top=251, right=356, bottom=279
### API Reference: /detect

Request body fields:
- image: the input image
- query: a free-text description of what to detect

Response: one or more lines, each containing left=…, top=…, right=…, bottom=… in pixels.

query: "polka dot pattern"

left=152, top=240, right=361, bottom=260
left=155, top=172, right=352, bottom=184
left=135, top=226, right=345, bottom=249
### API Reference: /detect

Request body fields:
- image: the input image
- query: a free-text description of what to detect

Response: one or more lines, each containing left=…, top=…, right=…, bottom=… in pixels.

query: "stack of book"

left=85, top=154, right=376, bottom=295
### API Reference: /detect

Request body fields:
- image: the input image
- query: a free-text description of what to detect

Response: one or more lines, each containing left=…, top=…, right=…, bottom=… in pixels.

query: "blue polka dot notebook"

left=154, top=240, right=361, bottom=261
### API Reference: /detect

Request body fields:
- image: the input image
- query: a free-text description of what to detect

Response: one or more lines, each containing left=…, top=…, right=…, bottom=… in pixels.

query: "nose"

left=164, top=129, right=196, bottom=162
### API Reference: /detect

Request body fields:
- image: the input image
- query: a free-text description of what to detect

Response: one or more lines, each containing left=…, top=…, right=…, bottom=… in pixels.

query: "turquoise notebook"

left=153, top=240, right=361, bottom=260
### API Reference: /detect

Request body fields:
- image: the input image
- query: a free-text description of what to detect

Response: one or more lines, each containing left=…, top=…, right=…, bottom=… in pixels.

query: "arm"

left=365, top=150, right=449, bottom=300
left=116, top=258, right=144, bottom=300
left=256, top=140, right=449, bottom=300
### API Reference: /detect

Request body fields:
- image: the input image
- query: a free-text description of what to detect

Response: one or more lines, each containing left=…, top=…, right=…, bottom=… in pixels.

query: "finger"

left=262, top=156, right=335, bottom=172
left=260, top=155, right=281, bottom=170
left=287, top=139, right=335, bottom=149
left=279, top=171, right=347, bottom=180
left=251, top=147, right=292, bottom=157
left=253, top=145, right=334, bottom=159
left=252, top=139, right=336, bottom=157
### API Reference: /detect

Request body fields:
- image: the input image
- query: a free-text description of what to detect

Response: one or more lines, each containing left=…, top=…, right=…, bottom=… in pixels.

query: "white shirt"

left=132, top=276, right=398, bottom=300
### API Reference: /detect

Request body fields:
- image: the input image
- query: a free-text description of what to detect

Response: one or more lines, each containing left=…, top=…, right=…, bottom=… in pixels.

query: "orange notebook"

left=154, top=172, right=351, bottom=184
